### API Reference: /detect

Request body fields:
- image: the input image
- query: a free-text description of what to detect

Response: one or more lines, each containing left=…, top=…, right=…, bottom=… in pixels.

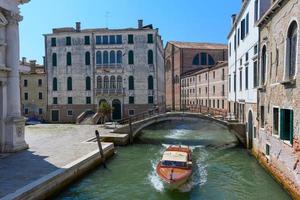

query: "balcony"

left=96, top=88, right=123, bottom=95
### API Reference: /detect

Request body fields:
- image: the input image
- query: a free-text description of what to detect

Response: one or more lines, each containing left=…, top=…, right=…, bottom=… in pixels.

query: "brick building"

left=19, top=58, right=47, bottom=121
left=165, top=41, right=228, bottom=111
left=256, top=0, right=300, bottom=198
left=181, top=61, right=228, bottom=114
left=45, top=20, right=164, bottom=123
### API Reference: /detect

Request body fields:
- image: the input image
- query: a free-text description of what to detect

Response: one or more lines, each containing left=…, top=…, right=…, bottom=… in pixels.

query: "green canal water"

left=57, top=119, right=291, bottom=200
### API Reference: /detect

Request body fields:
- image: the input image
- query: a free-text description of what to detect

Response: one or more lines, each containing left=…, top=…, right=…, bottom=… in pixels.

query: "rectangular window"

left=103, top=35, right=108, bottom=44
left=51, top=38, right=56, bottom=47
left=38, top=92, right=43, bottom=100
left=67, top=110, right=73, bottom=116
left=128, top=34, right=134, bottom=44
left=229, top=42, right=231, bottom=56
left=273, top=107, right=279, bottom=135
left=38, top=79, right=42, bottom=87
left=222, top=84, right=225, bottom=96
left=261, top=106, right=265, bottom=128
left=24, top=92, right=28, bottom=100
left=245, top=52, right=249, bottom=62
left=254, top=60, right=259, bottom=87
left=266, top=144, right=270, bottom=156
left=129, top=96, right=134, bottom=104
left=205, top=87, right=208, bottom=94
left=240, top=70, right=242, bottom=91
left=238, top=28, right=240, bottom=46
left=222, top=100, right=224, bottom=109
left=53, top=97, right=58, bottom=104
left=241, top=19, right=245, bottom=40
left=96, top=36, right=101, bottom=44
left=229, top=75, right=231, bottom=92
left=129, top=109, right=135, bottom=116
left=148, top=96, right=154, bottom=104
left=254, top=0, right=259, bottom=22
left=24, top=79, right=28, bottom=87
left=86, top=97, right=91, bottom=104
left=39, top=108, right=43, bottom=115
left=213, top=86, right=215, bottom=94
left=246, top=13, right=249, bottom=35
left=84, top=36, right=90, bottom=45
left=24, top=108, right=29, bottom=115
left=66, top=36, right=71, bottom=46
left=68, top=97, right=73, bottom=104
left=254, top=45, right=258, bottom=55
left=147, top=34, right=153, bottom=43
left=234, top=73, right=236, bottom=92
left=116, top=35, right=122, bottom=44
left=280, top=109, right=293, bottom=145
left=245, top=66, right=248, bottom=90
left=213, top=71, right=215, bottom=79
left=109, top=35, right=116, bottom=44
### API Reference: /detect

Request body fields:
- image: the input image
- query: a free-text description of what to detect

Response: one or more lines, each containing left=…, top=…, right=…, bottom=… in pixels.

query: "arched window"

left=192, top=54, right=199, bottom=65
left=117, top=76, right=122, bottom=89
left=96, top=51, right=102, bottom=65
left=148, top=75, right=154, bottom=90
left=86, top=76, right=91, bottom=91
left=128, top=50, right=134, bottom=64
left=200, top=53, right=207, bottom=65
left=67, top=77, right=72, bottom=91
left=97, top=76, right=102, bottom=89
left=261, top=45, right=267, bottom=85
left=148, top=50, right=153, bottom=64
left=110, top=51, right=116, bottom=64
left=110, top=76, right=116, bottom=89
left=286, top=21, right=298, bottom=79
left=117, top=50, right=122, bottom=64
left=103, top=51, right=109, bottom=64
left=208, top=54, right=215, bottom=65
left=53, top=78, right=57, bottom=91
left=128, top=76, right=134, bottom=90
left=104, top=76, right=109, bottom=89
left=52, top=53, right=57, bottom=67
left=66, top=52, right=72, bottom=66
left=85, top=52, right=90, bottom=65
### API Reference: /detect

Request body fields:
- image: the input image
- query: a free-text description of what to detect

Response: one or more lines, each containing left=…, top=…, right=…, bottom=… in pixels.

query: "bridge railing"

left=117, top=108, right=163, bottom=125
left=181, top=104, right=228, bottom=121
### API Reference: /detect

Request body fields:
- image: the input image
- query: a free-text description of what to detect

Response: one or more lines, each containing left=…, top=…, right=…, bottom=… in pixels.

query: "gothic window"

left=286, top=21, right=298, bottom=79
left=86, top=76, right=91, bottom=91
left=192, top=54, right=199, bottom=65
left=117, top=76, right=122, bottom=89
left=110, top=76, right=116, bottom=89
left=117, top=50, right=122, bottom=64
left=103, top=51, right=109, bottom=64
left=261, top=45, right=267, bottom=85
left=128, top=50, right=134, bottom=64
left=97, top=76, right=102, bottom=89
left=96, top=51, right=102, bottom=65
left=85, top=52, right=90, bottom=65
left=104, top=76, right=109, bottom=89
left=110, top=51, right=116, bottom=64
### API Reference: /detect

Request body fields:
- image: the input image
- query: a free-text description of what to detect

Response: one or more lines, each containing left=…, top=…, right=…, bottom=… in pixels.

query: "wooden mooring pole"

left=95, top=130, right=107, bottom=168
left=129, top=117, right=133, bottom=144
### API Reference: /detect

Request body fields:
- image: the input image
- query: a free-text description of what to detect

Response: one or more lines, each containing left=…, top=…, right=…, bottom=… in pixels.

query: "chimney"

left=138, top=19, right=143, bottom=29
left=42, top=56, right=46, bottom=67
left=22, top=57, right=26, bottom=64
left=231, top=14, right=237, bottom=25
left=29, top=60, right=36, bottom=73
left=76, top=22, right=81, bottom=32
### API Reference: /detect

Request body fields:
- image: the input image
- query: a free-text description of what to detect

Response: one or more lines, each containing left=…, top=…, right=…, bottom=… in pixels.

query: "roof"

left=167, top=41, right=227, bottom=50
left=162, top=151, right=188, bottom=162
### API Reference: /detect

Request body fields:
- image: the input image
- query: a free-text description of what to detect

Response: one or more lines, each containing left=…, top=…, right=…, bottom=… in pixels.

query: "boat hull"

left=161, top=174, right=190, bottom=190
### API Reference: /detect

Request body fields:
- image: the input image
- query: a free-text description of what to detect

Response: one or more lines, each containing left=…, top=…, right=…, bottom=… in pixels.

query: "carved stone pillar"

left=2, top=11, right=28, bottom=152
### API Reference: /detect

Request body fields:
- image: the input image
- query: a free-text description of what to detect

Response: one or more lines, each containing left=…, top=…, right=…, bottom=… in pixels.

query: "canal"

left=57, top=118, right=291, bottom=200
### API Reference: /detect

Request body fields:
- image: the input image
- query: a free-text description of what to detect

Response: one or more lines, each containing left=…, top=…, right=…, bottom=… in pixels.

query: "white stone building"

left=45, top=20, right=165, bottom=123
left=228, top=0, right=270, bottom=148
left=0, top=0, right=29, bottom=152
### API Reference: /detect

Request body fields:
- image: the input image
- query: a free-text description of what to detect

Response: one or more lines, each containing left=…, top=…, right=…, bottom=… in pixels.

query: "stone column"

left=3, top=11, right=28, bottom=152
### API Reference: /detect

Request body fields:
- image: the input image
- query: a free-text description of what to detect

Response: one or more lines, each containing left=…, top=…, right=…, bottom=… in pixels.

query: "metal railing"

left=96, top=88, right=123, bottom=95
left=181, top=104, right=228, bottom=120
left=117, top=108, right=163, bottom=125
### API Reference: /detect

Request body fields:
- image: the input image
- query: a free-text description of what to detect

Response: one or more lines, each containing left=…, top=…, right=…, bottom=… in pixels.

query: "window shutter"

left=280, top=109, right=285, bottom=140
left=290, top=110, right=294, bottom=145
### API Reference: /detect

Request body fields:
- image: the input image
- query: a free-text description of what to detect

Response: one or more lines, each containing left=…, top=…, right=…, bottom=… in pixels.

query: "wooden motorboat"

left=156, top=145, right=192, bottom=190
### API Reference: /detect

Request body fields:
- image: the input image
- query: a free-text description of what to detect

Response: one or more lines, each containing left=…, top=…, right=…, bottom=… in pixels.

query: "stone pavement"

left=0, top=124, right=112, bottom=198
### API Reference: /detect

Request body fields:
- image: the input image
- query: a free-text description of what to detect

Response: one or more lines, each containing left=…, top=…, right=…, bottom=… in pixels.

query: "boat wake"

left=148, top=145, right=208, bottom=193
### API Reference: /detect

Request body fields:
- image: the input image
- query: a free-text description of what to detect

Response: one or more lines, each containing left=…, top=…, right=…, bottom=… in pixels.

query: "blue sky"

left=19, top=0, right=241, bottom=64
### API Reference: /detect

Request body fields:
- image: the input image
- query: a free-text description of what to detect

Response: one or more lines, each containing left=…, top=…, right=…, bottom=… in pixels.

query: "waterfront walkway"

left=0, top=124, right=114, bottom=200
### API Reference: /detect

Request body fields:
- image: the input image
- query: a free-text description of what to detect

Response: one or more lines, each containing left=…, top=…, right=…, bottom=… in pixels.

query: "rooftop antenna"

left=105, top=11, right=111, bottom=28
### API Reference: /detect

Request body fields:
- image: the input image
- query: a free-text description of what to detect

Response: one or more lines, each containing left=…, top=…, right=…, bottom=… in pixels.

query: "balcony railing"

left=96, top=88, right=123, bottom=95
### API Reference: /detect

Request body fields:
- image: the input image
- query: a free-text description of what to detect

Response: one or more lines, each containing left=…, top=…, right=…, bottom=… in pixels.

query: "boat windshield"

left=161, top=160, right=186, bottom=167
